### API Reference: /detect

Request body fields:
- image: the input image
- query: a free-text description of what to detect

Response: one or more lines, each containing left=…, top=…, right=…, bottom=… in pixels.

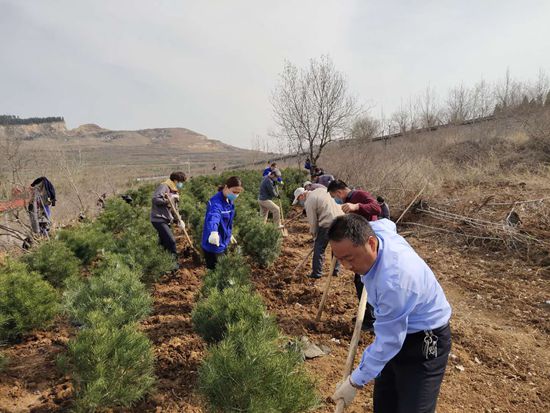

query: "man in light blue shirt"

left=329, top=214, right=452, bottom=413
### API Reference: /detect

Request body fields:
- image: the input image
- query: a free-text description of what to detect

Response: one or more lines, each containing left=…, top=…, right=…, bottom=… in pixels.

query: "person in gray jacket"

left=258, top=169, right=283, bottom=229
left=150, top=171, right=187, bottom=269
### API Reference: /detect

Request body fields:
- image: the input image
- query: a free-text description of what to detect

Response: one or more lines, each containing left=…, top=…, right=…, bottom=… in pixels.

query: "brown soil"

left=1, top=188, right=549, bottom=412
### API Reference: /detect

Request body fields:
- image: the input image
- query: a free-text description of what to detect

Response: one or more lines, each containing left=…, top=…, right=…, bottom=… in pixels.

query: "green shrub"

left=97, top=198, right=139, bottom=234
left=58, top=225, right=116, bottom=265
left=200, top=253, right=251, bottom=296
left=117, top=227, right=175, bottom=283
left=123, top=183, right=156, bottom=208
left=192, top=286, right=271, bottom=344
left=240, top=218, right=282, bottom=268
left=23, top=240, right=80, bottom=288
left=199, top=321, right=319, bottom=413
left=64, top=255, right=152, bottom=327
left=67, top=313, right=155, bottom=411
left=0, top=260, right=59, bottom=341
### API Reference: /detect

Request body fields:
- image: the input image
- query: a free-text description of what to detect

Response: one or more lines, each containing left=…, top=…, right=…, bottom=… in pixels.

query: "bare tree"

left=528, top=68, right=550, bottom=105
left=0, top=126, right=31, bottom=186
left=495, top=68, right=524, bottom=110
left=470, top=79, right=495, bottom=118
left=445, top=83, right=472, bottom=124
left=351, top=115, right=381, bottom=140
left=416, top=86, right=441, bottom=128
left=391, top=102, right=411, bottom=134
left=271, top=55, right=359, bottom=173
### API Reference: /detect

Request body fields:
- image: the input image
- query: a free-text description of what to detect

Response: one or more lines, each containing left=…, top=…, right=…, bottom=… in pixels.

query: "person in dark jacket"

left=258, top=169, right=283, bottom=229
left=377, top=196, right=391, bottom=220
left=201, top=176, right=244, bottom=270
left=150, top=171, right=187, bottom=269
left=327, top=179, right=382, bottom=331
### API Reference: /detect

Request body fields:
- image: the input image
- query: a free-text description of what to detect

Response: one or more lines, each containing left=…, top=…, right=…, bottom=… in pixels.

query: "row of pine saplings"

left=1, top=188, right=176, bottom=411
left=192, top=252, right=320, bottom=411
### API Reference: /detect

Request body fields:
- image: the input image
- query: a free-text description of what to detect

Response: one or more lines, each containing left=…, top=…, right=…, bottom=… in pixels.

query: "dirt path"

left=1, top=218, right=548, bottom=412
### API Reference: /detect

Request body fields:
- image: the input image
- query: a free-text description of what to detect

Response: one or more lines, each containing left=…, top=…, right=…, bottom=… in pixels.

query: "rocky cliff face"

left=0, top=121, right=67, bottom=140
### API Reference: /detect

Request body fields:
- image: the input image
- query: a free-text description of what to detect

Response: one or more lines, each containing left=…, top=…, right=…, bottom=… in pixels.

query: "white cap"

left=303, top=181, right=312, bottom=187
left=292, top=187, right=306, bottom=205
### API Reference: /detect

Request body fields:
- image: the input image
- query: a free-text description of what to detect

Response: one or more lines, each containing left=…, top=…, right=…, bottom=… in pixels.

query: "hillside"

left=0, top=120, right=264, bottom=170
left=0, top=119, right=272, bottom=221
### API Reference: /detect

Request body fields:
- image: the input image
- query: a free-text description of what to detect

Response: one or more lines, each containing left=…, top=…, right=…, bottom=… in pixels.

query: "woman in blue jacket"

left=201, top=176, right=243, bottom=269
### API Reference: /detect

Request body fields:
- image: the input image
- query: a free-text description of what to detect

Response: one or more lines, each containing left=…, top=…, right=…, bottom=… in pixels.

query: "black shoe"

left=332, top=272, right=339, bottom=277
left=308, top=273, right=322, bottom=279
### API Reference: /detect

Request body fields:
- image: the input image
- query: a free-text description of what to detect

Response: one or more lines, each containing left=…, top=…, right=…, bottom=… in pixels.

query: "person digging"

left=292, top=186, right=343, bottom=279
left=201, top=176, right=243, bottom=270
left=328, top=214, right=452, bottom=413
left=150, top=171, right=187, bottom=271
left=258, top=168, right=286, bottom=235
left=328, top=179, right=382, bottom=332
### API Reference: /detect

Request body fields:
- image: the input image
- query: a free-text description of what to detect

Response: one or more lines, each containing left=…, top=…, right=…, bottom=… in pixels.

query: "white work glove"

left=208, top=231, right=220, bottom=247
left=177, top=219, right=186, bottom=230
left=331, top=375, right=358, bottom=407
left=171, top=193, right=180, bottom=201
left=230, top=235, right=237, bottom=244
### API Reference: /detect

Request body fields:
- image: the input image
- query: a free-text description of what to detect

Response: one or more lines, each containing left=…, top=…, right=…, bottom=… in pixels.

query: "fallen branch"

left=395, top=182, right=427, bottom=224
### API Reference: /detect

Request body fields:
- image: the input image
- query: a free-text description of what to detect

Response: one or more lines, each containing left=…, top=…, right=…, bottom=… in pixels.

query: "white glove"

left=331, top=375, right=358, bottom=407
left=171, top=194, right=180, bottom=201
left=230, top=235, right=237, bottom=244
left=208, top=231, right=220, bottom=247
left=177, top=219, right=186, bottom=230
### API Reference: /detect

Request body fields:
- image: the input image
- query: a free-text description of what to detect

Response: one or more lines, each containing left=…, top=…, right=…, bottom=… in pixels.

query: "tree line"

left=271, top=57, right=550, bottom=169
left=0, top=115, right=65, bottom=126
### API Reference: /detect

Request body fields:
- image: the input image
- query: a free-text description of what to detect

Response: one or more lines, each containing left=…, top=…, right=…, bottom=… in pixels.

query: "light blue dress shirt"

left=350, top=219, right=452, bottom=386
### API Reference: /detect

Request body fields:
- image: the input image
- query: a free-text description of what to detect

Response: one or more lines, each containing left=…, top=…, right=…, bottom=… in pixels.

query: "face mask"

left=176, top=182, right=184, bottom=190
left=227, top=192, right=238, bottom=202
left=298, top=200, right=305, bottom=207
left=333, top=197, right=343, bottom=205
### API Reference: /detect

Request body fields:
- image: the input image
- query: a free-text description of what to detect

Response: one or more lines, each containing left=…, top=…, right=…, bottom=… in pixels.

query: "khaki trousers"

left=258, top=199, right=281, bottom=227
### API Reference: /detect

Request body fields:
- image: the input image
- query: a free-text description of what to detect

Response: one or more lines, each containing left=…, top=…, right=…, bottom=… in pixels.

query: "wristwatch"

left=349, top=376, right=364, bottom=390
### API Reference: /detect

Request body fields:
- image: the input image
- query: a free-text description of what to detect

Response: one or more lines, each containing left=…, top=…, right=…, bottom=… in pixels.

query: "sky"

left=1, top=0, right=549, bottom=148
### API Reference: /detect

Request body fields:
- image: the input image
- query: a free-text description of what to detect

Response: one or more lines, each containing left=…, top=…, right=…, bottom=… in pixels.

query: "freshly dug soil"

left=1, top=189, right=548, bottom=412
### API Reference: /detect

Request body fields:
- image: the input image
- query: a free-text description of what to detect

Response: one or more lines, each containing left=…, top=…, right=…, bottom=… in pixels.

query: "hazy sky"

left=1, top=0, right=549, bottom=148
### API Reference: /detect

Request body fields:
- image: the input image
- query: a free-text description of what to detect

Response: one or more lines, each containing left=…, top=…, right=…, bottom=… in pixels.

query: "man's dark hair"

left=328, top=214, right=376, bottom=246
left=170, top=171, right=187, bottom=182
left=326, top=179, right=348, bottom=193
left=270, top=162, right=277, bottom=167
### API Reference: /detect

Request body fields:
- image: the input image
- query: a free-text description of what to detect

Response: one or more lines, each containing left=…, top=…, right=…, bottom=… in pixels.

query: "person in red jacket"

left=327, top=180, right=381, bottom=221
left=327, top=179, right=382, bottom=331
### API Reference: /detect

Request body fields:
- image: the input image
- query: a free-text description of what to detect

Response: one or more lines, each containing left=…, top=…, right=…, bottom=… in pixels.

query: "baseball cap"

left=292, top=187, right=306, bottom=205
left=303, top=180, right=312, bottom=187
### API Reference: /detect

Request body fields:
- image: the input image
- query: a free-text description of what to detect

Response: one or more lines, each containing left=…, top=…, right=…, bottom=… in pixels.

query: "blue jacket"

left=263, top=167, right=283, bottom=182
left=350, top=219, right=452, bottom=386
left=201, top=191, right=235, bottom=254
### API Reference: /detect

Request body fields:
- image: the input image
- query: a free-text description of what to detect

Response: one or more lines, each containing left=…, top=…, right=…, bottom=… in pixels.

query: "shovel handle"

left=165, top=193, right=200, bottom=254
left=333, top=286, right=368, bottom=413
left=315, top=256, right=337, bottom=322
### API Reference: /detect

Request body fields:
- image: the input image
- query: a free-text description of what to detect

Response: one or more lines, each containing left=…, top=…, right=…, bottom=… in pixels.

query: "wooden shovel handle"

left=315, top=256, right=338, bottom=322
left=165, top=193, right=199, bottom=253
left=334, top=286, right=368, bottom=413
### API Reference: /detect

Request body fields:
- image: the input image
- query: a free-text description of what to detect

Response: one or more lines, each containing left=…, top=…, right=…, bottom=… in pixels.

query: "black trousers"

left=203, top=249, right=225, bottom=270
left=354, top=274, right=376, bottom=325
left=373, top=323, right=452, bottom=413
left=152, top=221, right=177, bottom=255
